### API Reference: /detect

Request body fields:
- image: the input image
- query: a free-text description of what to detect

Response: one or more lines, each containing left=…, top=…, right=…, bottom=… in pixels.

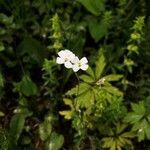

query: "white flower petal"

left=58, top=50, right=66, bottom=58
left=71, top=56, right=79, bottom=64
left=69, top=53, right=76, bottom=61
left=57, top=49, right=88, bottom=72
left=80, top=57, right=88, bottom=65
left=58, top=50, right=64, bottom=56
left=58, top=50, right=75, bottom=62
left=64, top=50, right=74, bottom=57
left=72, top=65, right=80, bottom=72
left=64, top=61, right=73, bottom=68
left=56, top=57, right=64, bottom=64
left=81, top=64, right=88, bottom=71
left=64, top=49, right=72, bottom=54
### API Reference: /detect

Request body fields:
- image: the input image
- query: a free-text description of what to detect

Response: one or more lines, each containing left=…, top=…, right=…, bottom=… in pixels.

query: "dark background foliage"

left=0, top=0, right=150, bottom=150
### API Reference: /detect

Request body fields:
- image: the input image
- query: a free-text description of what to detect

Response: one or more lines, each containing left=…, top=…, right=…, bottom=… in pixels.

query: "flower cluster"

left=56, top=49, right=88, bottom=72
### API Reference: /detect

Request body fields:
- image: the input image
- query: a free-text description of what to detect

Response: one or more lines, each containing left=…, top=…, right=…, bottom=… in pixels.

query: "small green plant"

left=101, top=123, right=135, bottom=150
left=124, top=16, right=145, bottom=73
left=48, top=14, right=63, bottom=51
left=8, top=98, right=32, bottom=148
left=42, top=59, right=59, bottom=96
left=124, top=101, right=150, bottom=142
left=59, top=49, right=123, bottom=148
left=39, top=114, right=64, bottom=150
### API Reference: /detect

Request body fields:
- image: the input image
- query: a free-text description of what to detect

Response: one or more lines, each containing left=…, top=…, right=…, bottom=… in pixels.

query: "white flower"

left=56, top=49, right=88, bottom=72
left=72, top=57, right=88, bottom=72
left=56, top=49, right=75, bottom=68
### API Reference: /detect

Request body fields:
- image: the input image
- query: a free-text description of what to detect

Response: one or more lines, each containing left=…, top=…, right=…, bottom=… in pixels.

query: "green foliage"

left=95, top=49, right=106, bottom=79
left=0, top=129, right=9, bottom=150
left=101, top=123, right=135, bottom=150
left=65, top=51, right=123, bottom=112
left=124, top=16, right=145, bottom=73
left=99, top=97, right=127, bottom=124
left=0, top=0, right=149, bottom=149
left=45, top=132, right=64, bottom=150
left=104, top=74, right=123, bottom=82
left=42, top=59, right=59, bottom=96
left=78, top=0, right=105, bottom=15
left=0, top=72, right=4, bottom=87
left=39, top=114, right=64, bottom=150
left=16, top=36, right=45, bottom=64
left=9, top=99, right=32, bottom=146
left=0, top=111, right=4, bottom=117
left=124, top=101, right=150, bottom=141
left=59, top=98, right=74, bottom=120
left=39, top=115, right=53, bottom=141
left=61, top=51, right=124, bottom=147
left=133, top=16, right=145, bottom=31
left=0, top=42, right=5, bottom=52
left=13, top=75, right=38, bottom=96
left=48, top=14, right=63, bottom=51
left=88, top=11, right=112, bottom=41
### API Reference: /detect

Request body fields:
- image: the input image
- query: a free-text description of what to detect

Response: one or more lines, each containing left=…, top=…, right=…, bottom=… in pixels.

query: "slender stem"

left=74, top=72, right=80, bottom=110
left=75, top=72, right=80, bottom=97
left=74, top=73, right=84, bottom=135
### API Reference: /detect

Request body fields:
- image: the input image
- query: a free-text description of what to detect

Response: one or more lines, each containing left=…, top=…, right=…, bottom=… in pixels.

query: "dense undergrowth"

left=0, top=0, right=150, bottom=150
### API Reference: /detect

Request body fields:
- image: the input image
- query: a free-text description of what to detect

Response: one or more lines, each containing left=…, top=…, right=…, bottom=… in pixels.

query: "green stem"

left=75, top=72, right=80, bottom=97
left=74, top=72, right=83, bottom=125
left=74, top=72, right=80, bottom=110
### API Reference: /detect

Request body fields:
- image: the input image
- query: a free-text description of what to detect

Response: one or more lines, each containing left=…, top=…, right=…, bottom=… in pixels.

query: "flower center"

left=64, top=58, right=68, bottom=62
left=78, top=62, right=81, bottom=67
